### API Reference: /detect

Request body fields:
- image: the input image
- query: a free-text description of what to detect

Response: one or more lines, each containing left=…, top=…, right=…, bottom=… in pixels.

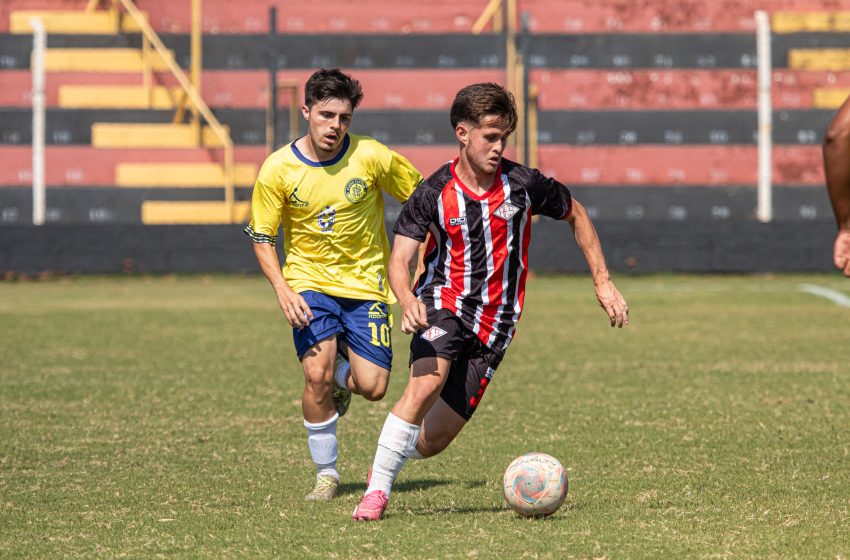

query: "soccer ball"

left=502, top=452, right=568, bottom=517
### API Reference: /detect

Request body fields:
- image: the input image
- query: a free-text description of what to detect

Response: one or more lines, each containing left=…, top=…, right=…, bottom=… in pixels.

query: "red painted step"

left=0, top=145, right=454, bottom=187
left=532, top=70, right=850, bottom=110
left=0, top=69, right=504, bottom=109
left=0, top=145, right=824, bottom=187
left=537, top=145, right=824, bottom=186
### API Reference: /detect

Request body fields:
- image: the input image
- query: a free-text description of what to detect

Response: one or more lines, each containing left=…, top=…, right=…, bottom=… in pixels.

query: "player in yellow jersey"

left=245, top=69, right=422, bottom=500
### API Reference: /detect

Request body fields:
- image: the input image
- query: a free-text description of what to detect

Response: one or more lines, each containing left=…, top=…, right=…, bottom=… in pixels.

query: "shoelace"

left=313, top=477, right=336, bottom=493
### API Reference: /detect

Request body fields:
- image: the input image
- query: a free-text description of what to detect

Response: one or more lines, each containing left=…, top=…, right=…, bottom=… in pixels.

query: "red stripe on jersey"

left=437, top=182, right=464, bottom=314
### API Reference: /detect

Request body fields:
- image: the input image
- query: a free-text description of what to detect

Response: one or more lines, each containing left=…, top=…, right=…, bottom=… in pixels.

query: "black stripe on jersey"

left=458, top=196, right=489, bottom=326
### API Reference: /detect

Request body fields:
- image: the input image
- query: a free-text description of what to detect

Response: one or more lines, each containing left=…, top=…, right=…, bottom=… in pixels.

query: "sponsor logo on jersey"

left=344, top=178, right=369, bottom=203
left=318, top=205, right=336, bottom=233
left=420, top=326, right=447, bottom=341
left=288, top=187, right=309, bottom=208
left=493, top=201, right=519, bottom=221
left=368, top=302, right=388, bottom=319
left=449, top=215, right=467, bottom=226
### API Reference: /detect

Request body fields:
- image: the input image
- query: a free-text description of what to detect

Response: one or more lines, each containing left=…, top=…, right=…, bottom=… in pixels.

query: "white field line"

left=799, top=284, right=850, bottom=308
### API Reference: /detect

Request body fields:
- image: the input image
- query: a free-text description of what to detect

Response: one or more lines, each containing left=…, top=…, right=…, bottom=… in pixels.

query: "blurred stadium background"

left=1, top=0, right=847, bottom=274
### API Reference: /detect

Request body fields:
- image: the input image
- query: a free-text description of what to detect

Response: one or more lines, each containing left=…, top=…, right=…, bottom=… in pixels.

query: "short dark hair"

left=450, top=83, right=517, bottom=134
left=304, top=68, right=364, bottom=109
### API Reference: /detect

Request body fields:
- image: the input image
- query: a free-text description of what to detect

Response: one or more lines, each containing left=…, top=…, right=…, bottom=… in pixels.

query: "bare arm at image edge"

left=823, top=95, right=850, bottom=276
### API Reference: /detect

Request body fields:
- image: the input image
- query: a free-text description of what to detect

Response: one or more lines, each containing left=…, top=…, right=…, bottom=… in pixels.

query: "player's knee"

left=302, top=364, right=332, bottom=397
left=359, top=382, right=387, bottom=401
left=417, top=434, right=452, bottom=458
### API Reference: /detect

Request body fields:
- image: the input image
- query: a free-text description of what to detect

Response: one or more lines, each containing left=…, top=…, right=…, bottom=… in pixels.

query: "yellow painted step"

left=59, top=85, right=182, bottom=109
left=788, top=49, right=850, bottom=71
left=813, top=88, right=850, bottom=109
left=44, top=48, right=173, bottom=73
left=93, top=123, right=229, bottom=148
left=772, top=11, right=850, bottom=33
left=141, top=201, right=251, bottom=225
left=10, top=10, right=145, bottom=34
left=116, top=163, right=257, bottom=188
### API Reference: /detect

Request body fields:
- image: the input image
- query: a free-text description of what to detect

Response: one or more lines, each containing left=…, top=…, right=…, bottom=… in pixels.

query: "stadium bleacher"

left=0, top=0, right=847, bottom=226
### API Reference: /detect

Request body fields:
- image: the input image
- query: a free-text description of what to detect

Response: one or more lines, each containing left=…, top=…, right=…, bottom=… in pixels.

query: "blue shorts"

left=293, top=290, right=393, bottom=370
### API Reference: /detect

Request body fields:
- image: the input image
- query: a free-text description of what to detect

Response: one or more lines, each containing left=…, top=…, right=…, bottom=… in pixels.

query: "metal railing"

left=112, top=0, right=237, bottom=221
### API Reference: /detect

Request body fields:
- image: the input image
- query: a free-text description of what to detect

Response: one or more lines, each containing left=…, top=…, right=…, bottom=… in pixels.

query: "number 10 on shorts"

left=369, top=322, right=391, bottom=347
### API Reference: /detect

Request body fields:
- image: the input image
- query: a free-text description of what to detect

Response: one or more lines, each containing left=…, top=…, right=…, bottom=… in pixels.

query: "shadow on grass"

left=337, top=478, right=451, bottom=496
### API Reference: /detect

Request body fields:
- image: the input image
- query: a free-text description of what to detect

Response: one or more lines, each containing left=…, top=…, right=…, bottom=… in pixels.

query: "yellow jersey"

left=245, top=133, right=422, bottom=302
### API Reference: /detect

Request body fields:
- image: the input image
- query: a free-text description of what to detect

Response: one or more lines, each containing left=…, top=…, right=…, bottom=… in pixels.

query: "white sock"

left=407, top=445, right=425, bottom=460
left=304, top=413, right=339, bottom=480
left=366, top=413, right=420, bottom=497
left=334, top=357, right=350, bottom=388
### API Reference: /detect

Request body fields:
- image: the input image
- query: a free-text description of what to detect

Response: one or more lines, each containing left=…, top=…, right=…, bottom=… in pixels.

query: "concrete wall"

left=0, top=221, right=837, bottom=276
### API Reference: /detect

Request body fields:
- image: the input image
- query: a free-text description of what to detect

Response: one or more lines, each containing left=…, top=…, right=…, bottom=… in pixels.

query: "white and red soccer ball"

left=503, top=452, right=568, bottom=517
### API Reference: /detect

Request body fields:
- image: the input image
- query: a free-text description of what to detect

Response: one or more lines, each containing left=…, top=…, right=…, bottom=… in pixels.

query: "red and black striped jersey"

left=393, top=158, right=572, bottom=354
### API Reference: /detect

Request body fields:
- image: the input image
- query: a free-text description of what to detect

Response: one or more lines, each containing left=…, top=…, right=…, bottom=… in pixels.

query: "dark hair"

left=304, top=68, right=364, bottom=109
left=450, top=83, right=517, bottom=134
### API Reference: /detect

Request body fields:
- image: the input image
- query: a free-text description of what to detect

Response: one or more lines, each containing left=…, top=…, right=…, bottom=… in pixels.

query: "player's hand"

left=834, top=229, right=850, bottom=277
left=400, top=296, right=428, bottom=334
left=595, top=280, right=629, bottom=328
left=276, top=287, right=313, bottom=328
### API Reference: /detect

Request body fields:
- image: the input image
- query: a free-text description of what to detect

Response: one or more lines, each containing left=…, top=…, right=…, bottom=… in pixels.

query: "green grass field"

left=2, top=274, right=849, bottom=559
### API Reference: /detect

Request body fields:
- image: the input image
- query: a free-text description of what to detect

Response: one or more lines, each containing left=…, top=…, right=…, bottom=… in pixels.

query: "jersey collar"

left=450, top=158, right=503, bottom=201
left=291, top=133, right=351, bottom=167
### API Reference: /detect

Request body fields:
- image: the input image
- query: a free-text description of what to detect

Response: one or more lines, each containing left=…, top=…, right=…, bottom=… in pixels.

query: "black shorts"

left=409, top=308, right=503, bottom=421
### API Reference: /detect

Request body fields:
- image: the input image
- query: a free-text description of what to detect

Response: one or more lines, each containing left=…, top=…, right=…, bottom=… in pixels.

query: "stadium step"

left=59, top=85, right=183, bottom=109
left=92, top=123, right=229, bottom=148
left=813, top=88, right=850, bottom=109
left=45, top=48, right=173, bottom=73
left=788, top=49, right=850, bottom=71
left=115, top=162, right=257, bottom=188
left=9, top=9, right=144, bottom=34
left=141, top=200, right=251, bottom=225
left=772, top=11, right=850, bottom=33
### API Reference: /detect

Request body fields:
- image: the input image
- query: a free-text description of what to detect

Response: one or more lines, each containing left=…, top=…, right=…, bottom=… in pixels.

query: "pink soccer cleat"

left=352, top=490, right=388, bottom=521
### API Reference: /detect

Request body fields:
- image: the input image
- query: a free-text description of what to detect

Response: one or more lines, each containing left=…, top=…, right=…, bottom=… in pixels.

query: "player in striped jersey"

left=353, top=82, right=629, bottom=520
left=246, top=69, right=422, bottom=502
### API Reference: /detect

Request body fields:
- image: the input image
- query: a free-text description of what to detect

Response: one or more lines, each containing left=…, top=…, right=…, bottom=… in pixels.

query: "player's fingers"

left=400, top=315, right=414, bottom=334
left=844, top=259, right=850, bottom=277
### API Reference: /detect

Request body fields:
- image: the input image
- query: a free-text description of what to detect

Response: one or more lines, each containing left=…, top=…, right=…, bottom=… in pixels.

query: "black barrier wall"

left=0, top=222, right=837, bottom=276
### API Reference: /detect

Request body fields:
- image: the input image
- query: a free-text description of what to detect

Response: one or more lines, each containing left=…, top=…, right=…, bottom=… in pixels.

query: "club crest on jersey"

left=368, top=302, right=388, bottom=319
left=318, top=205, right=336, bottom=233
left=288, top=187, right=309, bottom=208
left=420, top=326, right=447, bottom=341
left=493, top=201, right=520, bottom=221
left=344, top=178, right=368, bottom=203
left=449, top=215, right=467, bottom=227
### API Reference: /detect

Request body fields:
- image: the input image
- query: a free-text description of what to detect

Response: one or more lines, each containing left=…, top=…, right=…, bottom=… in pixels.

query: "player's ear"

left=301, top=104, right=311, bottom=121
left=455, top=123, right=469, bottom=146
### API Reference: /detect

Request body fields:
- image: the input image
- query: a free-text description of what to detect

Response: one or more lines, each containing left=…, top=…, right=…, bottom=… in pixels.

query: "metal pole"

left=30, top=18, right=46, bottom=226
left=190, top=0, right=202, bottom=140
left=268, top=6, right=278, bottom=153
left=520, top=11, right=530, bottom=166
left=755, top=10, right=773, bottom=223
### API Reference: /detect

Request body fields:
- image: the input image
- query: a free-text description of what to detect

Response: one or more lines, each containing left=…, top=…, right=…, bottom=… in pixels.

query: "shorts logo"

left=344, top=178, right=369, bottom=203
left=318, top=205, right=336, bottom=233
left=493, top=201, right=519, bottom=221
left=420, top=326, right=447, bottom=341
left=288, top=187, right=309, bottom=208
left=449, top=215, right=467, bottom=226
left=368, top=302, right=388, bottom=319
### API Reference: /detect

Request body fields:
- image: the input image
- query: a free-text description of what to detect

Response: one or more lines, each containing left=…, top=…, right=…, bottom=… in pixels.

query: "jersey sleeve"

left=376, top=146, right=423, bottom=203
left=525, top=168, right=573, bottom=220
left=244, top=158, right=286, bottom=245
left=393, top=184, right=438, bottom=242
